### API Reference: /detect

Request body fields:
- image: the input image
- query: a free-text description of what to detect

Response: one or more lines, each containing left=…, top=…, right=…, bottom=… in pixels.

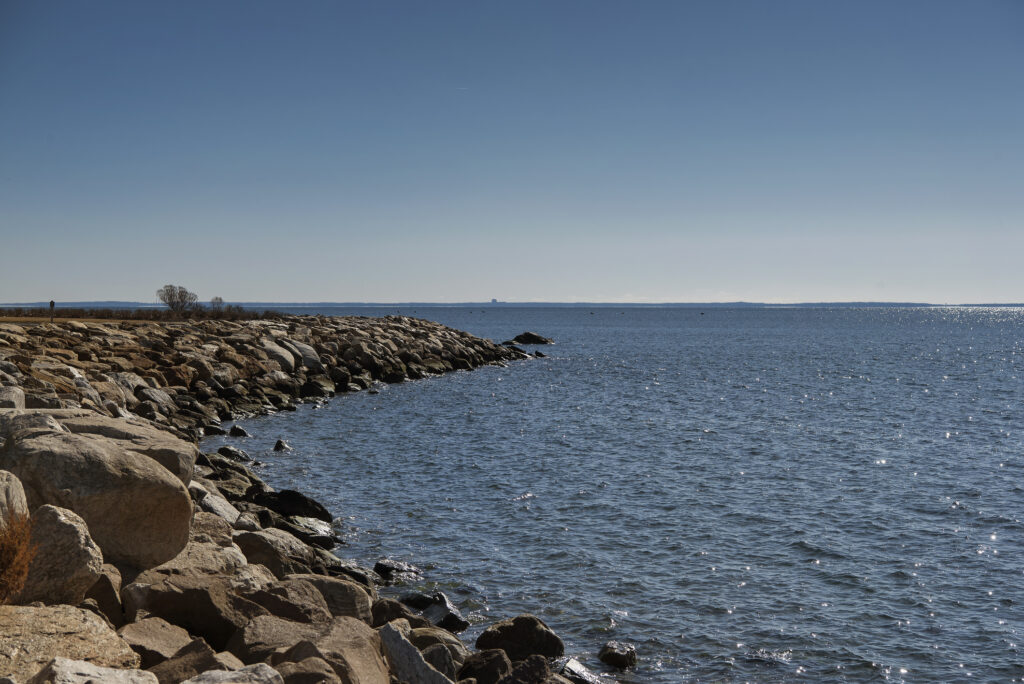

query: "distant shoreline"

left=3, top=300, right=1024, bottom=309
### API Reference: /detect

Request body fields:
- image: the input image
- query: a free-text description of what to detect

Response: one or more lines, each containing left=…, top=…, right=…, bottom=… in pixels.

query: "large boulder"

left=274, top=657, right=340, bottom=684
left=312, top=617, right=388, bottom=684
left=241, top=579, right=332, bottom=625
left=457, top=650, right=511, bottom=684
left=0, top=469, right=28, bottom=525
left=147, top=638, right=234, bottom=684
left=475, top=614, right=564, bottom=662
left=0, top=387, right=25, bottom=409
left=17, top=504, right=103, bottom=606
left=122, top=575, right=269, bottom=651
left=0, top=429, right=192, bottom=568
left=226, top=615, right=322, bottom=664
left=54, top=412, right=198, bottom=484
left=0, top=605, right=140, bottom=681
left=285, top=574, right=372, bottom=623
left=408, top=627, right=471, bottom=670
left=25, top=657, right=157, bottom=684
left=250, top=490, right=333, bottom=523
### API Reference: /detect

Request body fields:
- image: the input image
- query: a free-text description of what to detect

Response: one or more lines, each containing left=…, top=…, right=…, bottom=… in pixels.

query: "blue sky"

left=1, top=1, right=1021, bottom=303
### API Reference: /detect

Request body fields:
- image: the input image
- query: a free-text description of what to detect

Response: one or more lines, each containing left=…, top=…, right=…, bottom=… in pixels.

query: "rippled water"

left=204, top=306, right=1024, bottom=682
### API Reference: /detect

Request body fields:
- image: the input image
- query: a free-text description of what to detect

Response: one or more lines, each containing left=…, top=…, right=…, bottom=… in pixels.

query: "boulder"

left=402, top=591, right=469, bottom=633
left=241, top=579, right=332, bottom=624
left=552, top=658, right=601, bottom=684
left=229, top=424, right=251, bottom=438
left=226, top=615, right=322, bottom=664
left=408, top=627, right=471, bottom=669
left=274, top=657, right=341, bottom=684
left=122, top=574, right=269, bottom=651
left=278, top=339, right=324, bottom=374
left=147, top=638, right=229, bottom=684
left=84, top=563, right=125, bottom=628
left=495, top=655, right=549, bottom=684
left=371, top=598, right=431, bottom=629
left=117, top=617, right=194, bottom=668
left=509, top=332, right=553, bottom=345
left=273, top=440, right=291, bottom=452
left=421, top=644, right=457, bottom=681
left=378, top=622, right=453, bottom=684
left=217, top=445, right=252, bottom=462
left=25, top=657, right=157, bottom=684
left=598, top=640, right=637, bottom=668
left=0, top=430, right=192, bottom=568
left=0, top=387, right=25, bottom=409
left=457, top=650, right=511, bottom=684
left=181, top=663, right=284, bottom=684
left=54, top=413, right=197, bottom=484
left=285, top=574, right=372, bottom=623
left=313, top=617, right=389, bottom=684
left=233, top=528, right=316, bottom=578
left=17, top=505, right=103, bottom=606
left=250, top=490, right=333, bottom=523
left=475, top=615, right=564, bottom=662
left=0, top=469, right=28, bottom=525
left=373, top=558, right=422, bottom=584
left=0, top=605, right=140, bottom=681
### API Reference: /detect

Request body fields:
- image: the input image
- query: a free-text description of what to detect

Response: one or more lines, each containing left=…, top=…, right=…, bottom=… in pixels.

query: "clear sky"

left=1, top=1, right=1022, bottom=304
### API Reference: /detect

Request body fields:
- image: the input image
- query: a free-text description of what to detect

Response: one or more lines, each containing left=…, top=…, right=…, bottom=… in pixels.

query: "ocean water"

left=203, top=306, right=1024, bottom=682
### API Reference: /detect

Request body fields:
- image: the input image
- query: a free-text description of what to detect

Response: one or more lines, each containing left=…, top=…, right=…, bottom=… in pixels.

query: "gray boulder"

left=475, top=614, right=564, bottom=662
left=181, top=663, right=284, bottom=684
left=598, top=640, right=637, bottom=668
left=0, top=469, right=28, bottom=525
left=0, top=387, right=25, bottom=409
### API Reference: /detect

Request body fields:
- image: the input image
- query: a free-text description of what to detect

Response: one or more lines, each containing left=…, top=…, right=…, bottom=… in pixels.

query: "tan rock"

left=25, top=657, right=157, bottom=684
left=0, top=469, right=28, bottom=525
left=118, top=617, right=194, bottom=668
left=285, top=574, right=372, bottom=624
left=0, top=429, right=192, bottom=568
left=17, top=504, right=103, bottom=606
left=0, top=604, right=140, bottom=681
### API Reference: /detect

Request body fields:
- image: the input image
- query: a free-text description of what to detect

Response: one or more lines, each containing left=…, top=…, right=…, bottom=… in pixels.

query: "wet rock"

left=598, top=640, right=637, bottom=668
left=457, top=650, right=511, bottom=684
left=552, top=658, right=601, bottom=684
left=0, top=604, right=141, bottom=681
left=508, top=332, right=553, bottom=345
left=475, top=614, right=564, bottom=662
left=25, top=657, right=157, bottom=684
left=218, top=445, right=252, bottom=462
left=378, top=621, right=453, bottom=684
left=229, top=424, right=251, bottom=438
left=373, top=558, right=422, bottom=584
left=205, top=424, right=228, bottom=436
left=496, top=655, right=549, bottom=684
left=251, top=489, right=333, bottom=523
left=402, top=591, right=469, bottom=633
left=17, top=504, right=103, bottom=606
left=371, top=598, right=431, bottom=629
left=273, top=439, right=291, bottom=451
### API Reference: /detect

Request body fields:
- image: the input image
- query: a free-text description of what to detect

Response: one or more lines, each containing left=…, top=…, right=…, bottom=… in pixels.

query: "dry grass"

left=0, top=512, right=37, bottom=605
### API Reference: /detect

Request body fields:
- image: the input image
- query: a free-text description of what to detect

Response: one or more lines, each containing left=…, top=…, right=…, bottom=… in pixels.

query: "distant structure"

left=491, top=298, right=498, bottom=304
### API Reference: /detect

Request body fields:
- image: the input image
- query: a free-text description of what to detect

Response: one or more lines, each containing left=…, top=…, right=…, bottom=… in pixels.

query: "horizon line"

left=4, top=300, right=1024, bottom=308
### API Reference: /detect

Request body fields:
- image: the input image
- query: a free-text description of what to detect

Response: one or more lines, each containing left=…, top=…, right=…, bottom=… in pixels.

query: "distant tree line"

left=0, top=285, right=280, bottom=321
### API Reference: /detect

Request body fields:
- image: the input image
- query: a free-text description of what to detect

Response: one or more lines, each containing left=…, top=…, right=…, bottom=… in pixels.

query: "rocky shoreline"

left=0, top=316, right=624, bottom=684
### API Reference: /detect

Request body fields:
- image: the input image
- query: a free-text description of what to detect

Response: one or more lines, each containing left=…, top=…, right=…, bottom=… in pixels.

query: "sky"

left=1, top=1, right=1022, bottom=304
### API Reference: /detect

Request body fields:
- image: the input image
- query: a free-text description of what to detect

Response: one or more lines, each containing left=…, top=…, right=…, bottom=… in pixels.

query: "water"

left=203, top=306, right=1024, bottom=682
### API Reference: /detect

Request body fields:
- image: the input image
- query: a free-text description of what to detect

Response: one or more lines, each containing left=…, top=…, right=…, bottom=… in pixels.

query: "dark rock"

left=408, top=627, right=471, bottom=669
left=273, top=439, right=292, bottom=452
left=229, top=424, right=251, bottom=437
left=204, top=424, right=227, bottom=436
left=217, top=445, right=252, bottom=462
left=533, top=351, right=545, bottom=358
left=117, top=616, right=193, bottom=668
left=598, top=640, right=637, bottom=668
left=458, top=649, right=512, bottom=684
left=373, top=558, right=422, bottom=584
left=497, top=654, right=549, bottom=684
left=370, top=598, right=431, bottom=629
left=251, top=490, right=333, bottom=523
left=475, top=614, right=564, bottom=662
left=509, top=332, right=553, bottom=345
left=401, top=592, right=469, bottom=633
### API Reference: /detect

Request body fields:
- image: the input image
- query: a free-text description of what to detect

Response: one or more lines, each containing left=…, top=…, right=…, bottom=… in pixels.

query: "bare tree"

left=210, top=296, right=224, bottom=311
left=156, top=285, right=199, bottom=313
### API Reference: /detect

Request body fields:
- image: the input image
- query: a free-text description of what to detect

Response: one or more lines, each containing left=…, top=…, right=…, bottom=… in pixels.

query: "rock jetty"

left=0, top=316, right=610, bottom=683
